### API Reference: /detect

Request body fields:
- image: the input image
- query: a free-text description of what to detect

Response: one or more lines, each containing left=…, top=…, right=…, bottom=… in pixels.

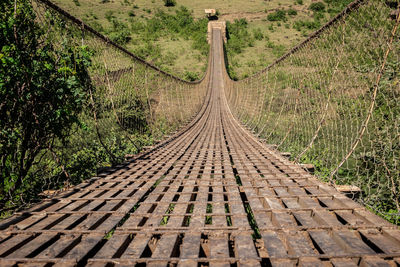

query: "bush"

left=108, top=19, right=131, bottom=44
left=253, top=28, right=264, bottom=40
left=267, top=10, right=287, bottom=21
left=163, top=0, right=176, bottom=7
left=184, top=71, right=200, bottom=81
left=296, top=0, right=303, bottom=5
left=293, top=19, right=320, bottom=31
left=226, top=19, right=254, bottom=55
left=0, top=0, right=92, bottom=209
left=105, top=10, right=114, bottom=21
left=288, top=8, right=297, bottom=16
left=309, top=2, right=325, bottom=12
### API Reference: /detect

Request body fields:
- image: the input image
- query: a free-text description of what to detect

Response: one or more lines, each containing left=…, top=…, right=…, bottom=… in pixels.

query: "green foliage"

left=309, top=2, right=325, bottom=12
left=127, top=6, right=208, bottom=77
left=253, top=28, right=264, bottom=40
left=267, top=9, right=287, bottom=22
left=324, top=0, right=353, bottom=14
left=184, top=71, right=200, bottom=81
left=287, top=8, right=297, bottom=16
left=226, top=19, right=254, bottom=54
left=163, top=0, right=176, bottom=7
left=293, top=19, right=321, bottom=31
left=107, top=19, right=131, bottom=44
left=265, top=41, right=286, bottom=57
left=105, top=10, right=115, bottom=21
left=295, top=0, right=303, bottom=5
left=0, top=0, right=92, bottom=209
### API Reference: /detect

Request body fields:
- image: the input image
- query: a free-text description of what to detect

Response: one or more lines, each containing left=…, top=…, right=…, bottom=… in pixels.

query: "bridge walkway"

left=0, top=26, right=400, bottom=267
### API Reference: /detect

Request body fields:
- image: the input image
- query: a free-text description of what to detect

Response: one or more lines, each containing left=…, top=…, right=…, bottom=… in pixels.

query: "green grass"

left=52, top=0, right=353, bottom=80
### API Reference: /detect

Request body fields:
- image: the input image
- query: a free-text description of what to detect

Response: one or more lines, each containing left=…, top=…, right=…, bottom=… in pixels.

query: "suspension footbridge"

left=1, top=0, right=400, bottom=266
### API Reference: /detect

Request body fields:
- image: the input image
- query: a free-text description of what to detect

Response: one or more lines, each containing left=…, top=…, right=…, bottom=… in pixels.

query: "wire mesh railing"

left=224, top=0, right=400, bottom=224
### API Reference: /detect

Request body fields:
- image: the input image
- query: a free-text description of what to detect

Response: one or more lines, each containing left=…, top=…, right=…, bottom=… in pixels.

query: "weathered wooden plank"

left=181, top=233, right=201, bottom=259
left=36, top=234, right=80, bottom=258
left=151, top=234, right=178, bottom=258
left=359, top=229, right=400, bottom=254
left=359, top=257, right=392, bottom=267
left=64, top=234, right=104, bottom=260
left=261, top=231, right=287, bottom=257
left=330, top=258, right=358, bottom=267
left=285, top=231, right=316, bottom=256
left=210, top=234, right=229, bottom=259
left=121, top=234, right=150, bottom=259
left=94, top=234, right=130, bottom=258
left=333, top=231, right=374, bottom=254
left=308, top=230, right=345, bottom=256
left=6, top=233, right=57, bottom=258
left=235, top=234, right=259, bottom=259
left=0, top=234, right=33, bottom=256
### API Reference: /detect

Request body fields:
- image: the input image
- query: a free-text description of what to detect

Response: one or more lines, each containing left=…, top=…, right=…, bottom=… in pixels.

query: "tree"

left=0, top=0, right=92, bottom=209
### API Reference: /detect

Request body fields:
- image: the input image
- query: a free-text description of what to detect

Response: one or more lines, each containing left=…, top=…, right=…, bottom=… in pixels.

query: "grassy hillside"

left=52, top=0, right=353, bottom=79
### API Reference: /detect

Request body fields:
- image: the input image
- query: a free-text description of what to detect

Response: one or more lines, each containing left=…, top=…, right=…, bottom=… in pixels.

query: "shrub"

left=253, top=28, right=264, bottom=40
left=226, top=19, right=254, bottom=55
left=105, top=10, right=114, bottom=21
left=268, top=24, right=274, bottom=31
left=309, top=2, right=325, bottom=12
left=108, top=19, right=131, bottom=44
left=184, top=71, right=200, bottom=81
left=293, top=19, right=320, bottom=31
left=288, top=8, right=297, bottom=16
left=163, top=0, right=176, bottom=7
left=267, top=10, right=287, bottom=21
left=296, top=0, right=303, bottom=5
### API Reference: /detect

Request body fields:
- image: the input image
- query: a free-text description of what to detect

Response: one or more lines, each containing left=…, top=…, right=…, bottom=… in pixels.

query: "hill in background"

left=53, top=0, right=353, bottom=79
